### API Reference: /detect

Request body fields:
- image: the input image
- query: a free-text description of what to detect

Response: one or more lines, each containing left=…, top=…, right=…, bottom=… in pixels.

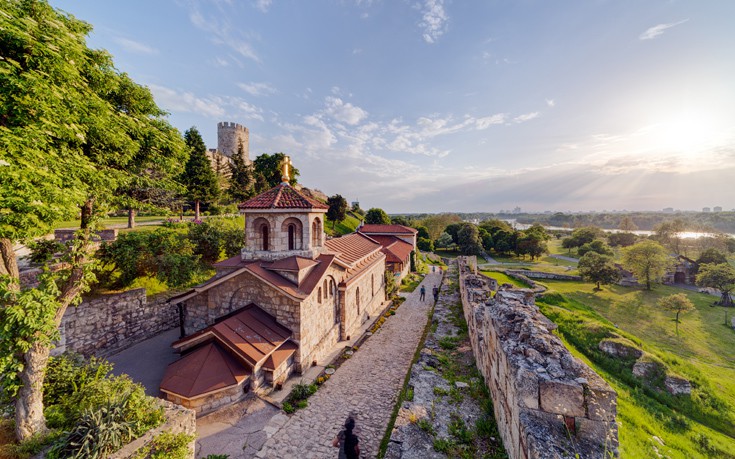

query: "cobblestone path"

left=256, top=271, right=443, bottom=459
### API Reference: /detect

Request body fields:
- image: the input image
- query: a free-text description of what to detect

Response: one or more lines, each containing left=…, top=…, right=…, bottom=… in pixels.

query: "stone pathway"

left=256, top=271, right=443, bottom=459
left=549, top=254, right=579, bottom=263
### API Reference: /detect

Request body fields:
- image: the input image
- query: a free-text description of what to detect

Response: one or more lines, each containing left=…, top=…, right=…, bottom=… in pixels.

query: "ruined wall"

left=505, top=270, right=582, bottom=281
left=54, top=289, right=179, bottom=358
left=109, top=400, right=196, bottom=459
left=458, top=257, right=618, bottom=459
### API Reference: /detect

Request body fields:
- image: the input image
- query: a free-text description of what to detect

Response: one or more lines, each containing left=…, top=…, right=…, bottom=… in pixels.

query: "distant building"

left=662, top=207, right=674, bottom=213
left=513, top=206, right=522, bottom=214
left=714, top=206, right=723, bottom=213
left=703, top=207, right=711, bottom=213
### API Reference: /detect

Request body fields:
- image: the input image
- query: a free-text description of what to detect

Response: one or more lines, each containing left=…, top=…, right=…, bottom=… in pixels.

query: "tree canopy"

left=578, top=252, right=621, bottom=290
left=622, top=240, right=673, bottom=290
left=326, top=194, right=348, bottom=229
left=657, top=293, right=695, bottom=335
left=696, top=263, right=735, bottom=307
left=0, top=0, right=187, bottom=440
left=181, top=127, right=219, bottom=220
left=228, top=140, right=255, bottom=202
left=252, top=152, right=299, bottom=192
left=365, top=207, right=391, bottom=225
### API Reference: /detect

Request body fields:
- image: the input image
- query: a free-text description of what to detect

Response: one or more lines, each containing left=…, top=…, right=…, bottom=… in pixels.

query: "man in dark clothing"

left=433, top=285, right=439, bottom=302
left=419, top=285, right=426, bottom=301
left=333, top=416, right=360, bottom=458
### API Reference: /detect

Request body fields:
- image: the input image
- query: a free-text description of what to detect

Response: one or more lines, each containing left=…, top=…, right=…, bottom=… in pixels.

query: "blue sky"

left=50, top=0, right=735, bottom=213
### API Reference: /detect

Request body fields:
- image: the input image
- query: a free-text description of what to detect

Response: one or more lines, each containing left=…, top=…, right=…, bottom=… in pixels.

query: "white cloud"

left=418, top=0, right=449, bottom=44
left=147, top=84, right=264, bottom=121
left=639, top=19, right=688, bottom=40
left=323, top=97, right=368, bottom=125
left=545, top=99, right=555, bottom=107
left=113, top=37, right=158, bottom=55
left=188, top=9, right=261, bottom=63
left=475, top=114, right=506, bottom=129
left=238, top=81, right=277, bottom=96
left=514, top=112, right=540, bottom=123
left=254, top=0, right=272, bottom=12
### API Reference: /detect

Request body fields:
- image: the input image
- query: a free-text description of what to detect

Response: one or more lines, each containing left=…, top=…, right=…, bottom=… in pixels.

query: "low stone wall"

left=53, top=289, right=180, bottom=358
left=109, top=400, right=196, bottom=459
left=458, top=257, right=618, bottom=459
left=506, top=270, right=582, bottom=282
left=54, top=228, right=118, bottom=242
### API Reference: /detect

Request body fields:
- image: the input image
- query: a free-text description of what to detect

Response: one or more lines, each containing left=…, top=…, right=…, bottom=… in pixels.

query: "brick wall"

left=458, top=257, right=618, bottom=459
left=53, top=289, right=179, bottom=358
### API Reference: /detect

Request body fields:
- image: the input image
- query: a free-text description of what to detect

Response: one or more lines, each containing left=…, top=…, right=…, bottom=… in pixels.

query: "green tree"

left=657, top=293, right=695, bottom=335
left=479, top=218, right=513, bottom=236
left=228, top=140, right=254, bottom=202
left=578, top=252, right=621, bottom=290
left=457, top=223, right=483, bottom=255
left=655, top=219, right=686, bottom=255
left=619, top=216, right=638, bottom=232
left=0, top=0, right=184, bottom=440
left=578, top=239, right=614, bottom=257
left=419, top=213, right=461, bottom=240
left=608, top=232, right=637, bottom=247
left=417, top=237, right=434, bottom=252
left=434, top=232, right=453, bottom=249
left=391, top=215, right=410, bottom=226
left=696, top=263, right=735, bottom=307
left=416, top=226, right=430, bottom=240
left=326, top=194, right=348, bottom=230
left=696, top=248, right=728, bottom=267
left=365, top=208, right=391, bottom=225
left=563, top=226, right=604, bottom=251
left=252, top=152, right=299, bottom=192
left=622, top=240, right=674, bottom=290
left=181, top=127, right=219, bottom=220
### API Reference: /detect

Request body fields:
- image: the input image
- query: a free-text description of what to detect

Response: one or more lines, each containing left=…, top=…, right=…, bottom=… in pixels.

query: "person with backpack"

left=332, top=416, right=360, bottom=458
left=419, top=284, right=426, bottom=301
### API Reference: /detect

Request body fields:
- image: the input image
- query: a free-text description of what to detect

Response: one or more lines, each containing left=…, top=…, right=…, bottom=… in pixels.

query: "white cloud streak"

left=113, top=37, right=158, bottom=55
left=254, top=0, right=272, bottom=12
left=419, top=0, right=449, bottom=44
left=639, top=19, right=689, bottom=40
left=238, top=81, right=277, bottom=96
left=148, top=84, right=264, bottom=121
left=188, top=8, right=261, bottom=63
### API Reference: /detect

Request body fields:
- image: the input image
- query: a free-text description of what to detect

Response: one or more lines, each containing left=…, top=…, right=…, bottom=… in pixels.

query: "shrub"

left=133, top=432, right=195, bottom=459
left=187, top=217, right=242, bottom=263
left=282, top=402, right=294, bottom=414
left=27, top=239, right=65, bottom=265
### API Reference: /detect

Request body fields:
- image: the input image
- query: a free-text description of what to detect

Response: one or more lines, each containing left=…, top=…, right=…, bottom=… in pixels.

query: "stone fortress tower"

left=217, top=121, right=250, bottom=163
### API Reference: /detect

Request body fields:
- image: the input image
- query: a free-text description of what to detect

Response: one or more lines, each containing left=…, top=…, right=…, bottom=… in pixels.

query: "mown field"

left=536, top=280, right=735, bottom=458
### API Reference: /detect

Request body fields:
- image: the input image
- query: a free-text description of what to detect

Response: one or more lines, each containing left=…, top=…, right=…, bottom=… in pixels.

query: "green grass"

left=326, top=212, right=361, bottom=236
left=536, top=281, right=735, bottom=458
left=480, top=270, right=530, bottom=288
left=399, top=273, right=424, bottom=293
left=53, top=215, right=171, bottom=229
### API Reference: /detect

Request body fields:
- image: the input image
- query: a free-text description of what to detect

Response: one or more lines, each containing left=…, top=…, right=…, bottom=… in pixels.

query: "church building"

left=160, top=158, right=388, bottom=413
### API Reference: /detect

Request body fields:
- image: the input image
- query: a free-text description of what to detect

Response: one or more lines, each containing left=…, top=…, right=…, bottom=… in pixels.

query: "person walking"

left=420, top=284, right=426, bottom=301
left=333, top=416, right=360, bottom=459
left=432, top=285, right=439, bottom=302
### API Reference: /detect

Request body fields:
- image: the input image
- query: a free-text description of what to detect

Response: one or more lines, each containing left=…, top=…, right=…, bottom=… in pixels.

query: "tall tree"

left=0, top=0, right=185, bottom=440
left=654, top=219, right=686, bottom=255
left=229, top=140, right=254, bottom=202
left=696, top=263, right=735, bottom=307
left=578, top=252, right=621, bottom=290
left=326, top=194, right=348, bottom=229
left=252, top=152, right=299, bottom=192
left=657, top=293, right=695, bottom=335
left=457, top=223, right=483, bottom=256
left=618, top=216, right=638, bottom=232
left=365, top=208, right=391, bottom=225
left=622, top=240, right=674, bottom=290
left=181, top=127, right=219, bottom=220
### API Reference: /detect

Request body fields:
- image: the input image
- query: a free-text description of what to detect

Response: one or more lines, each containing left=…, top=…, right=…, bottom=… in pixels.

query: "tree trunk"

left=194, top=200, right=200, bottom=221
left=0, top=238, right=20, bottom=278
left=80, top=199, right=94, bottom=230
left=14, top=341, right=51, bottom=441
left=128, top=208, right=136, bottom=229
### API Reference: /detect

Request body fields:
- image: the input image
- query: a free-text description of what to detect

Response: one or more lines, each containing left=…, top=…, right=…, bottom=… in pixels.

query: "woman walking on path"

left=419, top=284, right=426, bottom=301
left=333, top=416, right=360, bottom=459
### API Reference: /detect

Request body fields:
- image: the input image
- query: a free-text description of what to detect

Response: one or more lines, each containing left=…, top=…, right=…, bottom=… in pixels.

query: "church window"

left=261, top=224, right=269, bottom=251
left=288, top=224, right=295, bottom=250
left=318, top=287, right=322, bottom=303
left=356, top=287, right=360, bottom=315
left=323, top=280, right=328, bottom=298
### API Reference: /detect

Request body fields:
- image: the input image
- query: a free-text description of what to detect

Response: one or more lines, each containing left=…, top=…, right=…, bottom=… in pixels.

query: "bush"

left=27, top=239, right=65, bottom=265
left=187, top=217, right=242, bottom=263
left=133, top=432, right=195, bottom=459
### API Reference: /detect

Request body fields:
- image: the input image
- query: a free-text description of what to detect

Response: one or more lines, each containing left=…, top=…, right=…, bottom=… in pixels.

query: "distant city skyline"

left=50, top=1, right=735, bottom=213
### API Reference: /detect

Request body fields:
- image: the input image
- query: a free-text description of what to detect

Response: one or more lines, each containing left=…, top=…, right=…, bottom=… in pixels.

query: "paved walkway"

left=256, top=271, right=443, bottom=459
left=550, top=253, right=579, bottom=263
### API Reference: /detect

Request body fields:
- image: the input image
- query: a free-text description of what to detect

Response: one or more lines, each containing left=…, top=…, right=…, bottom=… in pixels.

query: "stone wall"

left=109, top=400, right=196, bottom=459
left=458, top=257, right=618, bottom=459
left=53, top=289, right=179, bottom=358
left=506, top=270, right=582, bottom=282
left=54, top=228, right=117, bottom=242
left=217, top=121, right=249, bottom=161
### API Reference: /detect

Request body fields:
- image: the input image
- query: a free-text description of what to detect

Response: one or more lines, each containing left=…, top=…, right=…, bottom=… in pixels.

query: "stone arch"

left=252, top=217, right=271, bottom=251
left=282, top=217, right=303, bottom=250
left=311, top=217, right=323, bottom=247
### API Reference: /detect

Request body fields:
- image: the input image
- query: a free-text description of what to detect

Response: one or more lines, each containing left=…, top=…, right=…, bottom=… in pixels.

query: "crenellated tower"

left=217, top=121, right=250, bottom=163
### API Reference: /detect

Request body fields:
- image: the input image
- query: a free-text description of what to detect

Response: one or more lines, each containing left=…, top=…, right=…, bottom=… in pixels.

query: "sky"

left=49, top=0, right=735, bottom=213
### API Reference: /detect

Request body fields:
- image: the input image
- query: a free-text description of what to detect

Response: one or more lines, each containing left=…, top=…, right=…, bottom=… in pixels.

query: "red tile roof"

left=262, top=340, right=298, bottom=371
left=160, top=342, right=250, bottom=399
left=358, top=224, right=418, bottom=235
left=324, top=233, right=383, bottom=267
left=264, top=256, right=318, bottom=272
left=238, top=184, right=328, bottom=210
left=382, top=238, right=413, bottom=264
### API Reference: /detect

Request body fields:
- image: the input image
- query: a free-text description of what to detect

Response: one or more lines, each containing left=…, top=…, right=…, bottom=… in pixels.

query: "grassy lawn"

left=326, top=212, right=361, bottom=237
left=537, top=280, right=735, bottom=457
left=480, top=270, right=531, bottom=288
left=53, top=215, right=171, bottom=229
left=399, top=273, right=424, bottom=293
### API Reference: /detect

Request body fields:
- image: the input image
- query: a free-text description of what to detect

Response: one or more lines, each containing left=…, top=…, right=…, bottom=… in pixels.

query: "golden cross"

left=281, top=156, right=292, bottom=183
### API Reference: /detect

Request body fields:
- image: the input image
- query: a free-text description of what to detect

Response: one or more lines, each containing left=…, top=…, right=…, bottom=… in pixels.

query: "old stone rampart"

left=458, top=257, right=618, bottom=458
left=506, top=270, right=582, bottom=282
left=109, top=400, right=196, bottom=459
left=53, top=288, right=179, bottom=358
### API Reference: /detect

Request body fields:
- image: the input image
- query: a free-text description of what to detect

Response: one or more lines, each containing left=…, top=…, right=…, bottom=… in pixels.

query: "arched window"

left=261, top=225, right=269, bottom=251
left=371, top=274, right=374, bottom=297
left=288, top=224, right=295, bottom=250
left=318, top=287, right=322, bottom=303
left=323, top=280, right=328, bottom=298
left=282, top=218, right=303, bottom=250
left=311, top=217, right=322, bottom=247
left=355, top=287, right=361, bottom=315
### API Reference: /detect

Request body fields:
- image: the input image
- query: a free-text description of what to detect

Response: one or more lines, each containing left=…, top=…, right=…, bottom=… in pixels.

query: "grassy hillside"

left=535, top=281, right=735, bottom=458
left=325, top=211, right=362, bottom=237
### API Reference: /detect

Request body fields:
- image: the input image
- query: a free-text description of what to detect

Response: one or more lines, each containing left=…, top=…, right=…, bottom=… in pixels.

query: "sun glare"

left=647, top=111, right=729, bottom=158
